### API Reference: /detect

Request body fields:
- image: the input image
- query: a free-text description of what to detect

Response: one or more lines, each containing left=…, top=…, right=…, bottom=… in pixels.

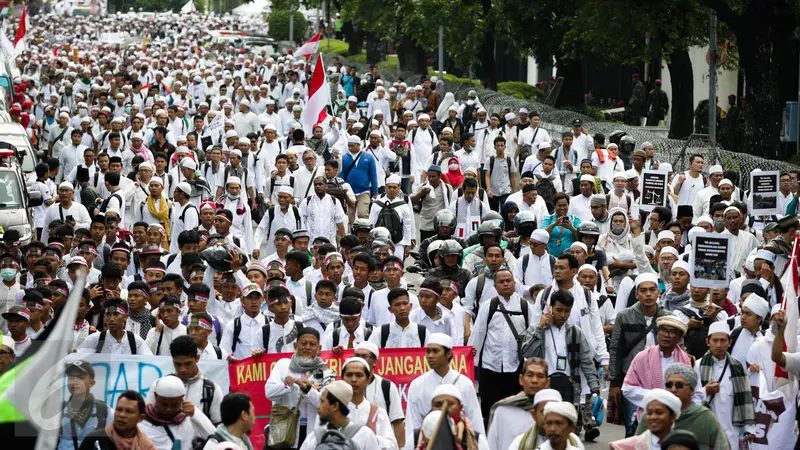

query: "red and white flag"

left=776, top=236, right=800, bottom=390
left=294, top=30, right=322, bottom=58
left=300, top=55, right=331, bottom=134
left=12, top=6, right=26, bottom=56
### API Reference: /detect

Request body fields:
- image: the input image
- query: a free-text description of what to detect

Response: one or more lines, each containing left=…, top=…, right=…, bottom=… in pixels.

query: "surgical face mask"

left=611, top=224, right=625, bottom=235
left=229, top=194, right=240, bottom=200
left=714, top=218, right=725, bottom=229
left=1, top=268, right=16, bottom=281
left=448, top=163, right=458, bottom=171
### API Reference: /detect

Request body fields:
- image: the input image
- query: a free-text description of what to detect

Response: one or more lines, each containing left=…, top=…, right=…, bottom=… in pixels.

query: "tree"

left=701, top=0, right=797, bottom=158
left=340, top=0, right=484, bottom=75
left=560, top=0, right=708, bottom=138
left=267, top=10, right=308, bottom=42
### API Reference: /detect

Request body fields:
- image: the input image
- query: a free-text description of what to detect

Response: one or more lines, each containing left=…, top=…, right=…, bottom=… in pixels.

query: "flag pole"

left=425, top=401, right=450, bottom=450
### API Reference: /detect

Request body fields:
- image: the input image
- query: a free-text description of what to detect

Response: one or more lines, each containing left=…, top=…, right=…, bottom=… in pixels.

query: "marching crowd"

left=2, top=9, right=800, bottom=450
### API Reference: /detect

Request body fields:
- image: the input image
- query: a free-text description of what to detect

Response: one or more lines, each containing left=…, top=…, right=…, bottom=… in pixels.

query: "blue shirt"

left=540, top=213, right=581, bottom=256
left=340, top=150, right=379, bottom=196
left=57, top=400, right=114, bottom=450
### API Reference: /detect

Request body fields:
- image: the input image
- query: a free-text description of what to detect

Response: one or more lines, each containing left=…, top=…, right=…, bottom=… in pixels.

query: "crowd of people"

left=2, top=8, right=800, bottom=450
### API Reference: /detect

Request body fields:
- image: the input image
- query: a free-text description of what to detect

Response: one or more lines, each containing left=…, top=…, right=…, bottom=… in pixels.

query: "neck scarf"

left=212, top=424, right=254, bottom=450
left=67, top=395, right=95, bottom=427
left=147, top=195, right=171, bottom=250
left=300, top=302, right=340, bottom=327
left=288, top=353, right=329, bottom=374
left=143, top=403, right=186, bottom=426
left=128, top=310, right=153, bottom=338
left=698, top=353, right=754, bottom=427
left=105, top=422, right=158, bottom=450
left=131, top=145, right=152, bottom=162
left=487, top=391, right=533, bottom=429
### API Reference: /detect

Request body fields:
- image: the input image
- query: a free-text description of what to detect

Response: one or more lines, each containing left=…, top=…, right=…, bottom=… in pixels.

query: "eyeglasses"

left=664, top=381, right=686, bottom=389
left=659, top=327, right=680, bottom=337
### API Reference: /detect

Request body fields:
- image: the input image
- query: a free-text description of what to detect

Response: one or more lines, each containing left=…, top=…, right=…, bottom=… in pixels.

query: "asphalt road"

left=586, top=422, right=627, bottom=448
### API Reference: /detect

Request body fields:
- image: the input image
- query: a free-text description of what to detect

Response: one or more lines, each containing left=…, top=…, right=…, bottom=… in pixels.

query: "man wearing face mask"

left=0, top=254, right=21, bottom=335
left=454, top=132, right=481, bottom=173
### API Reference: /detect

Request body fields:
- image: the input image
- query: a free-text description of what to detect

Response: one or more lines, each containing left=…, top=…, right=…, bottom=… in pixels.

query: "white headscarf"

left=436, top=92, right=457, bottom=121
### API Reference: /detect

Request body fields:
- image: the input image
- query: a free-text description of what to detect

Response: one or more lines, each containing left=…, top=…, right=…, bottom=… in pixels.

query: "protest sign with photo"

left=229, top=347, right=475, bottom=450
left=640, top=169, right=668, bottom=212
left=751, top=170, right=780, bottom=216
left=689, top=232, right=733, bottom=288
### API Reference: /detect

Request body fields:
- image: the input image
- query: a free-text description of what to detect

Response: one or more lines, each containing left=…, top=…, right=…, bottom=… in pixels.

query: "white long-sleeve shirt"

left=468, top=293, right=534, bottom=372
left=300, top=193, right=346, bottom=244
left=369, top=196, right=414, bottom=245
left=145, top=323, right=188, bottom=356
left=220, top=313, right=266, bottom=359
left=170, top=202, right=200, bottom=254
left=139, top=410, right=215, bottom=450
left=145, top=374, right=224, bottom=425
left=265, top=358, right=324, bottom=448
left=41, top=202, right=92, bottom=242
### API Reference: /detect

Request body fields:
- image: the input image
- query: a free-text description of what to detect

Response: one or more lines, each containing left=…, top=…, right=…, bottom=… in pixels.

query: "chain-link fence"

left=331, top=54, right=798, bottom=190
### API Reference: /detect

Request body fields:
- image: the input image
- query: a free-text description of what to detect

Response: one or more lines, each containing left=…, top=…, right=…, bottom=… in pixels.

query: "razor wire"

left=330, top=54, right=798, bottom=190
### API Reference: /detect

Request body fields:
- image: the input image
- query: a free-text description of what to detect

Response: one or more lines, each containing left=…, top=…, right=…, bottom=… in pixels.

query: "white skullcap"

left=697, top=215, right=713, bottom=226
left=278, top=185, right=294, bottom=195
left=226, top=176, right=242, bottom=186
left=386, top=174, right=401, bottom=186
left=643, top=389, right=682, bottom=419
left=325, top=380, right=353, bottom=406
left=724, top=206, right=741, bottom=216
left=756, top=249, right=777, bottom=263
left=772, top=304, right=782, bottom=315
left=742, top=294, right=770, bottom=318
left=225, top=130, right=238, bottom=138
left=719, top=178, right=733, bottom=187
left=138, top=162, right=153, bottom=171
left=544, top=401, right=578, bottom=424
left=347, top=95, right=357, bottom=102
left=355, top=341, right=379, bottom=358
left=477, top=107, right=487, bottom=114
left=176, top=182, right=192, bottom=196
left=687, top=227, right=704, bottom=244
left=419, top=113, right=430, bottom=121
left=176, top=146, right=190, bottom=155
left=580, top=174, right=595, bottom=183
left=347, top=135, right=361, bottom=144
left=635, top=273, right=659, bottom=288
left=708, top=165, right=723, bottom=175
left=239, top=137, right=251, bottom=145
left=265, top=124, right=276, bottom=131
left=659, top=163, right=673, bottom=172
left=671, top=260, right=691, bottom=274
left=342, top=357, right=371, bottom=375
left=442, top=127, right=453, bottom=134
left=369, top=130, right=382, bottom=138
left=578, top=264, right=597, bottom=275
left=613, top=172, right=627, bottom=181
left=569, top=242, right=587, bottom=253
left=504, top=113, right=515, bottom=121
left=644, top=245, right=656, bottom=257
left=130, top=132, right=143, bottom=140
left=744, top=255, right=757, bottom=272
left=538, top=141, right=552, bottom=150
left=149, top=177, right=163, bottom=186
left=530, top=229, right=550, bottom=244
left=533, top=388, right=562, bottom=406
left=58, top=181, right=74, bottom=190
left=1, top=335, right=14, bottom=353
left=422, top=411, right=445, bottom=439
left=660, top=246, right=680, bottom=258
left=239, top=99, right=250, bottom=108
left=427, top=333, right=454, bottom=349
left=448, top=105, right=458, bottom=112
left=407, top=120, right=417, bottom=127
left=708, top=321, right=731, bottom=336
left=154, top=375, right=185, bottom=398
left=431, top=384, right=462, bottom=403
left=657, top=230, right=675, bottom=242
left=181, top=159, right=197, bottom=170
left=625, top=169, right=638, bottom=179
left=230, top=149, right=243, bottom=158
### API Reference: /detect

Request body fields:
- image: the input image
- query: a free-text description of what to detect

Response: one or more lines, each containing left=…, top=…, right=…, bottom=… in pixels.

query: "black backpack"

left=536, top=176, right=557, bottom=213
left=192, top=431, right=226, bottom=450
left=677, top=306, right=720, bottom=359
left=60, top=398, right=109, bottom=450
left=380, top=323, right=427, bottom=348
left=332, top=320, right=374, bottom=347
left=461, top=103, right=477, bottom=129
left=375, top=200, right=405, bottom=243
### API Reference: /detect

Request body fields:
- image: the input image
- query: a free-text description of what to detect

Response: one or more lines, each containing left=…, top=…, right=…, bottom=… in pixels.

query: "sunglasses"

left=664, top=381, right=687, bottom=389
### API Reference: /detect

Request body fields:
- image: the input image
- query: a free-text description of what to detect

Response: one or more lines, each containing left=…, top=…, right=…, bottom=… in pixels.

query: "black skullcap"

left=298, top=327, right=320, bottom=341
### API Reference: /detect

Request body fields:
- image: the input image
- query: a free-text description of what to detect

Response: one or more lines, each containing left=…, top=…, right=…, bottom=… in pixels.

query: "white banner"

left=62, top=353, right=229, bottom=407
left=689, top=232, right=733, bottom=288
left=751, top=170, right=780, bottom=217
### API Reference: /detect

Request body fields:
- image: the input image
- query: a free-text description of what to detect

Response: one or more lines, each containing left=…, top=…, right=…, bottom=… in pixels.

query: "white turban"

left=742, top=294, right=770, bottom=318
left=543, top=401, right=578, bottom=424
left=154, top=375, right=185, bottom=398
left=643, top=388, right=682, bottom=419
left=431, top=384, right=462, bottom=403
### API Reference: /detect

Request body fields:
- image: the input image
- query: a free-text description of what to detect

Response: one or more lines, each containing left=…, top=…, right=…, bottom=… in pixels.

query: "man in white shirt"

left=341, top=357, right=398, bottom=450
left=145, top=295, right=187, bottom=356
left=353, top=341, right=406, bottom=445
left=299, top=176, right=347, bottom=244
left=514, top=229, right=555, bottom=297
left=468, top=268, right=534, bottom=423
left=77, top=299, right=152, bottom=355
left=691, top=165, right=725, bottom=218
left=170, top=182, right=200, bottom=254
left=220, top=284, right=267, bottom=361
left=298, top=380, right=381, bottom=450
left=57, top=130, right=87, bottom=183
left=568, top=175, right=595, bottom=222
left=232, top=99, right=260, bottom=137
left=409, top=114, right=438, bottom=182
left=369, top=175, right=414, bottom=258
left=368, top=288, right=429, bottom=349
left=404, top=333, right=484, bottom=450
left=139, top=375, right=216, bottom=450
left=293, top=149, right=323, bottom=204
left=671, top=154, right=708, bottom=206
left=591, top=142, right=624, bottom=188
left=518, top=111, right=551, bottom=162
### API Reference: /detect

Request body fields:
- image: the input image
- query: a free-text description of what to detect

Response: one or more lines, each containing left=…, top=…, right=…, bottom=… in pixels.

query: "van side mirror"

left=28, top=190, right=42, bottom=207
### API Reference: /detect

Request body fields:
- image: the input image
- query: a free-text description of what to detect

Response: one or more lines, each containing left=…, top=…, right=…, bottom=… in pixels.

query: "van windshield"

left=0, top=172, right=22, bottom=208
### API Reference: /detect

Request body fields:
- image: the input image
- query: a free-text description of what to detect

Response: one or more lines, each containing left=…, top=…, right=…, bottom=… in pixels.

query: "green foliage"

left=350, top=54, right=399, bottom=70
left=267, top=10, right=308, bottom=42
left=320, top=39, right=350, bottom=55
left=127, top=0, right=186, bottom=11
left=426, top=68, right=484, bottom=87
left=498, top=81, right=544, bottom=102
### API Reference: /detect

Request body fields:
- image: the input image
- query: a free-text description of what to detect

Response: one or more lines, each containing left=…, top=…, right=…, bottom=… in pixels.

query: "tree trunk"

left=365, top=32, right=385, bottom=65
left=341, top=21, right=362, bottom=56
left=475, top=0, right=497, bottom=90
left=396, top=37, right=427, bottom=75
left=736, top=31, right=782, bottom=158
left=554, top=58, right=583, bottom=107
left=667, top=49, right=694, bottom=139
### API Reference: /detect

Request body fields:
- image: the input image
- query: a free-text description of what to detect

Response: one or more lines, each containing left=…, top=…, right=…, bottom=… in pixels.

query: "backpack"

left=375, top=200, right=405, bottom=244
left=411, top=127, right=435, bottom=148
left=61, top=398, right=109, bottom=450
left=261, top=319, right=304, bottom=351
left=199, top=378, right=216, bottom=419
left=478, top=297, right=529, bottom=367
left=488, top=156, right=512, bottom=183
left=265, top=205, right=301, bottom=243
left=314, top=423, right=363, bottom=450
left=520, top=254, right=556, bottom=285
left=231, top=314, right=267, bottom=353
left=536, top=176, right=557, bottom=213
left=326, top=179, right=348, bottom=213
left=677, top=306, right=719, bottom=359
left=191, top=432, right=226, bottom=450
left=96, top=330, right=137, bottom=354
left=519, top=128, right=539, bottom=163
left=181, top=314, right=223, bottom=346
left=332, top=320, right=374, bottom=347
left=379, top=323, right=427, bottom=348
left=461, top=103, right=477, bottom=129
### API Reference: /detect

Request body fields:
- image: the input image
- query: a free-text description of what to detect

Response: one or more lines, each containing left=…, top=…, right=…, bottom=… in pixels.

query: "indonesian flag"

left=300, top=55, right=331, bottom=134
left=776, top=235, right=800, bottom=390
left=12, top=6, right=26, bottom=56
left=294, top=30, right=322, bottom=58
left=141, top=81, right=174, bottom=95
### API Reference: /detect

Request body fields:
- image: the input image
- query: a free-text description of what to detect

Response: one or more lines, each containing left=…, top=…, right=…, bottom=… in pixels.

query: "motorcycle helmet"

left=427, top=240, right=445, bottom=266
left=438, top=239, right=464, bottom=266
left=433, top=210, right=457, bottom=235
left=368, top=227, right=392, bottom=248
left=481, top=210, right=503, bottom=226
left=514, top=211, right=537, bottom=238
left=477, top=220, right=503, bottom=242
left=352, top=218, right=373, bottom=233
